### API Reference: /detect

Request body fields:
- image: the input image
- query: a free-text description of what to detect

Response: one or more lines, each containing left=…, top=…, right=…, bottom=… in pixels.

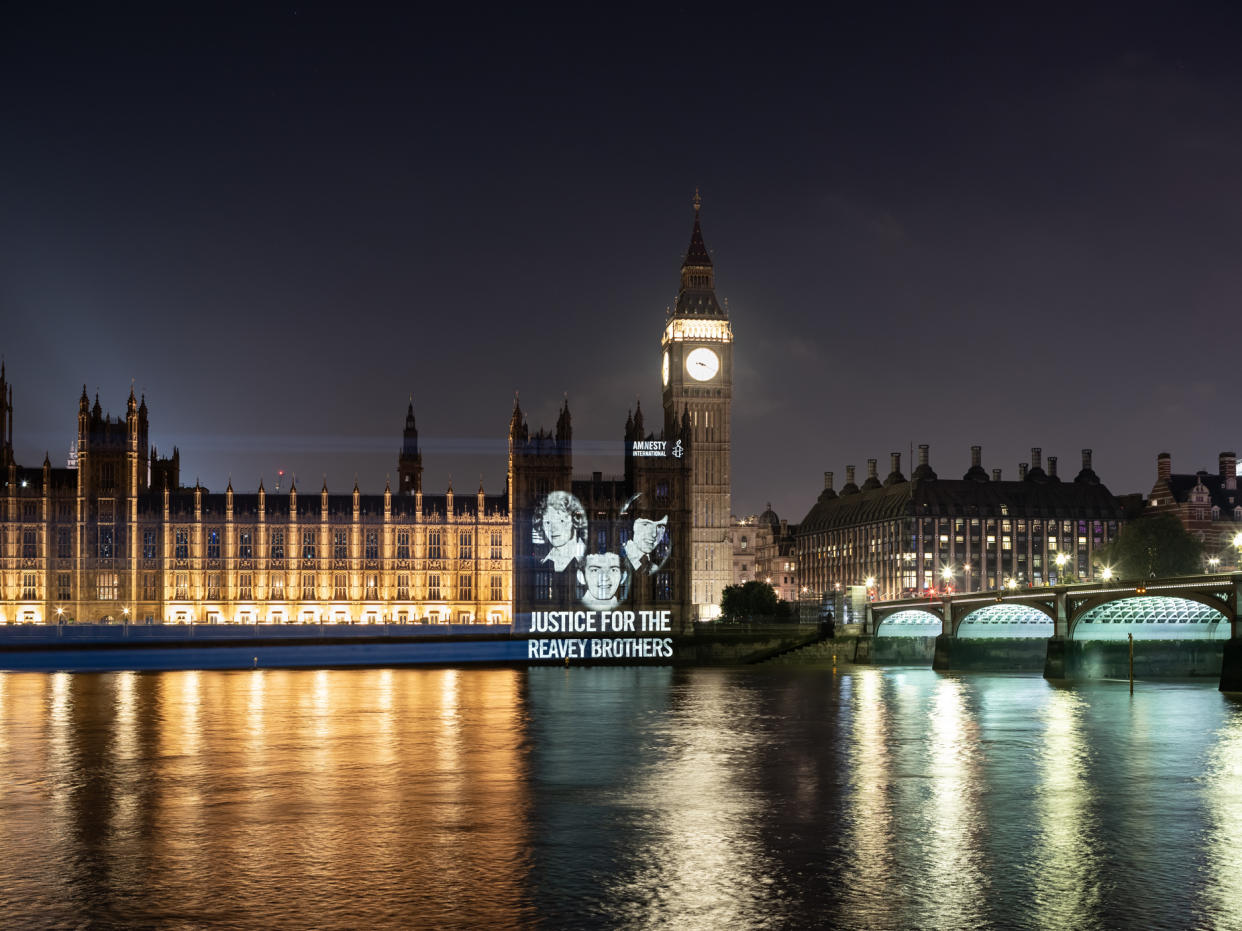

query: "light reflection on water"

left=0, top=666, right=1239, bottom=928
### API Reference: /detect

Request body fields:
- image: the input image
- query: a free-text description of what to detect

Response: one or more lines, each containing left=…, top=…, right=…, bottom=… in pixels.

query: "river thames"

left=1, top=664, right=1239, bottom=929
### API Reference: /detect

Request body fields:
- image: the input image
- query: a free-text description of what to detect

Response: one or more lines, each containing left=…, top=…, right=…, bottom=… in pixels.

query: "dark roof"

left=1166, top=472, right=1240, bottom=511
left=682, top=214, right=712, bottom=267
left=798, top=476, right=1124, bottom=534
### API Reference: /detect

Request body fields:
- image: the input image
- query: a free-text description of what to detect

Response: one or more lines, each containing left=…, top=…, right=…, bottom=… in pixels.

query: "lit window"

left=238, top=530, right=252, bottom=560
left=97, top=572, right=119, bottom=601
left=207, top=528, right=220, bottom=559
left=100, top=527, right=115, bottom=559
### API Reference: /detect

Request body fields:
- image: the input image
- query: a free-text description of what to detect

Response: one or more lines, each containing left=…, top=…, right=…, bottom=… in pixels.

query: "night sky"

left=4, top=5, right=1241, bottom=522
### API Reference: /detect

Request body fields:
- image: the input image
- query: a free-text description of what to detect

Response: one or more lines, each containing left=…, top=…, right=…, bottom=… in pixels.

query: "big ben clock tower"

left=661, top=192, right=733, bottom=620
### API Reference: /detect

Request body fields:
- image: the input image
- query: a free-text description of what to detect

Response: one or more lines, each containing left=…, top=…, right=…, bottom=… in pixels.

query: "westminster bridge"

left=860, top=573, right=1242, bottom=690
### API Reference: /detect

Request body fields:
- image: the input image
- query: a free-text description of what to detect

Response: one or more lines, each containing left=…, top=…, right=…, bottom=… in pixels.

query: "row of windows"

left=14, top=527, right=508, bottom=561
left=34, top=572, right=508, bottom=604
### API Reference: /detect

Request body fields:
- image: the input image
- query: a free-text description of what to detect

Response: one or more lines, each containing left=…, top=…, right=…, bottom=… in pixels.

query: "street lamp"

left=941, top=565, right=955, bottom=594
left=1006, top=577, right=1018, bottom=591
left=1054, top=552, right=1069, bottom=583
left=1101, top=567, right=1113, bottom=582
left=1208, top=556, right=1221, bottom=572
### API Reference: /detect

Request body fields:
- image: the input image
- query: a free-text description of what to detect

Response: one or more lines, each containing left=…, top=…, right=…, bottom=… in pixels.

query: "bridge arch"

left=955, top=603, right=1055, bottom=639
left=1070, top=595, right=1232, bottom=641
left=875, top=608, right=944, bottom=638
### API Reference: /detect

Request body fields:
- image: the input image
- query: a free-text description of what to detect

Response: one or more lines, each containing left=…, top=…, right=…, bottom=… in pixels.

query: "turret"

left=398, top=397, right=423, bottom=495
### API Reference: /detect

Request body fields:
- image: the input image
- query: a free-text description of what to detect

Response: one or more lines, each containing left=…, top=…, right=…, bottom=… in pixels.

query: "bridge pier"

left=1043, top=636, right=1070, bottom=679
left=932, top=634, right=957, bottom=670
left=1220, top=639, right=1242, bottom=692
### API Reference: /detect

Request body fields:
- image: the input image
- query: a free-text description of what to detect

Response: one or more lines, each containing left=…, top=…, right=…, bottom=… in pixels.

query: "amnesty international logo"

left=671, top=440, right=684, bottom=459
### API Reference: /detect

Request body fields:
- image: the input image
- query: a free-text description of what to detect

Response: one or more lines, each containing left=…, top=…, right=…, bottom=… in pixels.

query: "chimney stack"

left=971, top=445, right=982, bottom=468
left=1221, top=452, right=1237, bottom=491
left=1019, top=462, right=1029, bottom=480
left=824, top=471, right=834, bottom=491
left=1157, top=452, right=1171, bottom=482
left=1082, top=449, right=1093, bottom=471
left=918, top=444, right=929, bottom=467
left=846, top=465, right=856, bottom=486
left=1048, top=456, right=1058, bottom=479
left=992, top=468, right=1002, bottom=482
left=1031, top=447, right=1042, bottom=471
left=890, top=452, right=901, bottom=474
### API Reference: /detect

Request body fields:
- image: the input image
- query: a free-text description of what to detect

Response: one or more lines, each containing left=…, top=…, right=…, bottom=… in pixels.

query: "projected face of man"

left=632, top=517, right=666, bottom=555
left=580, top=553, right=623, bottom=603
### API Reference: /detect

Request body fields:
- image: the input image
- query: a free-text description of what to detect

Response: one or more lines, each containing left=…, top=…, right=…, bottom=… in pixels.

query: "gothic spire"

left=676, top=191, right=725, bottom=318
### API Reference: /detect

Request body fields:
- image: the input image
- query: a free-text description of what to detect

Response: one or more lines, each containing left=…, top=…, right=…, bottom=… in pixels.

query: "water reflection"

left=925, top=678, right=985, bottom=928
left=841, top=668, right=898, bottom=926
left=1, top=668, right=1241, bottom=928
left=1034, top=687, right=1099, bottom=926
left=1202, top=700, right=1242, bottom=928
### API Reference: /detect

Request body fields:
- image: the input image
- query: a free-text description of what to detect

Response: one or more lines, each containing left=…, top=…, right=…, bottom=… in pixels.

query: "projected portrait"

left=577, top=551, right=630, bottom=609
left=532, top=491, right=587, bottom=572
left=624, top=515, right=670, bottom=575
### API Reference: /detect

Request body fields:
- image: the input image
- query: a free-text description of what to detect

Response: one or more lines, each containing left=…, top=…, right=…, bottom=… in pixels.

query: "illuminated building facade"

left=661, top=193, right=733, bottom=619
left=0, top=377, right=511, bottom=625
left=1147, top=451, right=1242, bottom=565
left=796, top=445, right=1124, bottom=602
left=729, top=508, right=799, bottom=602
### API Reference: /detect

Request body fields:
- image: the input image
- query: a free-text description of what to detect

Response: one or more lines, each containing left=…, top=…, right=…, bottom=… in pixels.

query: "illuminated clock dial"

left=662, top=351, right=670, bottom=387
left=686, top=346, right=720, bottom=382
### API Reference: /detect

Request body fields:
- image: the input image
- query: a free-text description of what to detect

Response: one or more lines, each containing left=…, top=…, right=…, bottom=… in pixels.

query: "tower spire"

left=676, top=191, right=724, bottom=317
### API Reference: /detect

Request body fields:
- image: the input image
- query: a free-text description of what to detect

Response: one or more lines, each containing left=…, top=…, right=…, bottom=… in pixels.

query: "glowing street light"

left=1006, top=577, right=1018, bottom=591
left=865, top=576, right=876, bottom=589
left=1208, top=556, right=1221, bottom=571
left=1101, top=567, right=1113, bottom=581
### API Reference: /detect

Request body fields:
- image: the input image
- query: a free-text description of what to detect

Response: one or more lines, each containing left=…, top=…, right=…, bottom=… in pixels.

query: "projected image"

left=621, top=497, right=671, bottom=576
left=533, top=491, right=587, bottom=572
left=577, top=552, right=631, bottom=609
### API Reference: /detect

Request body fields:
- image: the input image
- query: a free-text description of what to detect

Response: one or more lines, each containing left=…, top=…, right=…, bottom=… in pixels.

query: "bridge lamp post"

left=1006, top=577, right=1018, bottom=592
left=1101, top=567, right=1113, bottom=582
left=941, top=565, right=955, bottom=594
left=1208, top=556, right=1221, bottom=572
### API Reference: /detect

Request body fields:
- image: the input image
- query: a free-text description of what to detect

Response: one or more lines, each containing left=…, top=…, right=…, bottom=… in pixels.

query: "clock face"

left=686, top=346, right=720, bottom=382
left=662, top=351, right=670, bottom=387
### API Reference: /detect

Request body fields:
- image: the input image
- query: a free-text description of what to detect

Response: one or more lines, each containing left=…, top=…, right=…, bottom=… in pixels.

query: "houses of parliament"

left=0, top=200, right=735, bottom=626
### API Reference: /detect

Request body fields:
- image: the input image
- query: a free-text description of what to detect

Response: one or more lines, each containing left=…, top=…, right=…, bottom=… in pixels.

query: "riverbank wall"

left=0, top=623, right=823, bottom=672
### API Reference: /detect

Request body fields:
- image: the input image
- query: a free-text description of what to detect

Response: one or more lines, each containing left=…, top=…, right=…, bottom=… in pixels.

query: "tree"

left=720, top=580, right=779, bottom=619
left=1096, top=513, right=1205, bottom=580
